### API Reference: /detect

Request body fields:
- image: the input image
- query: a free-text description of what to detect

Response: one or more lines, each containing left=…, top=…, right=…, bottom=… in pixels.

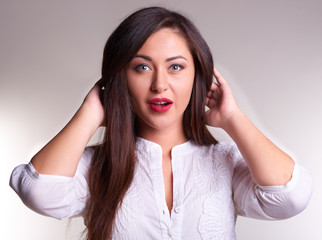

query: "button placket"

left=170, top=152, right=184, bottom=239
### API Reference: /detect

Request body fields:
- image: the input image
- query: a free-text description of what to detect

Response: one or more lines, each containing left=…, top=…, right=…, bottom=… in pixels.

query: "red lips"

left=148, top=98, right=173, bottom=113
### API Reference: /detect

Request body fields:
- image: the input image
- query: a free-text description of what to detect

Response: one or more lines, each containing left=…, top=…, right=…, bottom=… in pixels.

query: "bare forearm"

left=31, top=103, right=101, bottom=177
left=223, top=109, right=295, bottom=186
left=206, top=68, right=294, bottom=186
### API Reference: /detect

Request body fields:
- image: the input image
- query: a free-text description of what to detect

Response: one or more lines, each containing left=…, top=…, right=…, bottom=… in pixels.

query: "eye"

left=170, top=64, right=184, bottom=71
left=135, top=64, right=150, bottom=72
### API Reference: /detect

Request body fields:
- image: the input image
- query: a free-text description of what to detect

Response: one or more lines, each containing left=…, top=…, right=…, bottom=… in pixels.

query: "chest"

left=111, top=151, right=236, bottom=239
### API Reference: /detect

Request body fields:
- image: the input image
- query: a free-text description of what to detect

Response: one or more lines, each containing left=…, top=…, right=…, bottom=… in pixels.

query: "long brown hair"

left=86, top=7, right=217, bottom=240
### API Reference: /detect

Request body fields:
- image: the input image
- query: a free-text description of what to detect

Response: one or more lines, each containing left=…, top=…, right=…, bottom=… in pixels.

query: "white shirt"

left=10, top=139, right=312, bottom=239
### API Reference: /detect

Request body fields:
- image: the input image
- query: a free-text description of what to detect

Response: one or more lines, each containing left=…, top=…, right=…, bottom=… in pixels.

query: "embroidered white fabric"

left=10, top=139, right=312, bottom=239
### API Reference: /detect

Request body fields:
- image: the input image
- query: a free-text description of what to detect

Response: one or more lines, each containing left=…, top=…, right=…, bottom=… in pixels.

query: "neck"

left=137, top=121, right=188, bottom=158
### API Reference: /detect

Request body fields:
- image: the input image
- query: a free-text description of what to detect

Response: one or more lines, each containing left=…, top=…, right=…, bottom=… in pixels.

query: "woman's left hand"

left=204, top=67, right=241, bottom=129
left=205, top=67, right=295, bottom=186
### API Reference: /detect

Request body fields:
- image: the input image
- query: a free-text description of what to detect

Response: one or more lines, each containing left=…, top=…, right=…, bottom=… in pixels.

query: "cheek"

left=127, top=74, right=141, bottom=102
left=126, top=71, right=151, bottom=97
left=127, top=81, right=148, bottom=116
left=183, top=86, right=193, bottom=106
left=176, top=79, right=194, bottom=109
left=127, top=88, right=141, bottom=112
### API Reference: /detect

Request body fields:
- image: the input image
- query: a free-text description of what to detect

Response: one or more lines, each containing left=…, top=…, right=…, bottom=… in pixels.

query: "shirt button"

left=168, top=230, right=173, bottom=238
left=174, top=206, right=181, bottom=213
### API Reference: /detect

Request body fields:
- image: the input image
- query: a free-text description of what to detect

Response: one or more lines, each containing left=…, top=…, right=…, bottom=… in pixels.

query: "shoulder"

left=191, top=141, right=241, bottom=192
left=199, top=141, right=241, bottom=158
left=191, top=141, right=243, bottom=170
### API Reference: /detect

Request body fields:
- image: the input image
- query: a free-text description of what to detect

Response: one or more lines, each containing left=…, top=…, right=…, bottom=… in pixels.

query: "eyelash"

left=134, top=64, right=185, bottom=72
left=134, top=64, right=150, bottom=72
left=170, top=64, right=184, bottom=71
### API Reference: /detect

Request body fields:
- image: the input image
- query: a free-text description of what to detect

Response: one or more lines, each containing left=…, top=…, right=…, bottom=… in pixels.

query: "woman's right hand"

left=30, top=79, right=106, bottom=176
left=82, top=79, right=106, bottom=127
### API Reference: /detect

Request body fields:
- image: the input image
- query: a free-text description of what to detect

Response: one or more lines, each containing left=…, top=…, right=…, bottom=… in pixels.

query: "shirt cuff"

left=257, top=163, right=300, bottom=193
left=26, top=162, right=73, bottom=182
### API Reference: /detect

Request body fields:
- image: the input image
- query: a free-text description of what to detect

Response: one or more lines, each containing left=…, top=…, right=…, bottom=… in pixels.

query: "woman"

left=10, top=6, right=312, bottom=240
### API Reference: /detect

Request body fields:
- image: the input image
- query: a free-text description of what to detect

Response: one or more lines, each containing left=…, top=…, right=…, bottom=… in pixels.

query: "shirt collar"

left=136, top=137, right=197, bottom=158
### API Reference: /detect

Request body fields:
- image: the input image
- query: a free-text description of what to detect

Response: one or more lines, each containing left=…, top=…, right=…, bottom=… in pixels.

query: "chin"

left=137, top=115, right=182, bottom=132
left=144, top=120, right=176, bottom=131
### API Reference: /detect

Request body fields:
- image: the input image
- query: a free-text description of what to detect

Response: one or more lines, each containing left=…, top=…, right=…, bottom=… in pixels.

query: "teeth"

left=152, top=102, right=169, bottom=106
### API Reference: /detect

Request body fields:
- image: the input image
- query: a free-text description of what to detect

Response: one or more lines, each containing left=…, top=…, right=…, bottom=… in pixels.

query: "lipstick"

left=148, top=98, right=173, bottom=113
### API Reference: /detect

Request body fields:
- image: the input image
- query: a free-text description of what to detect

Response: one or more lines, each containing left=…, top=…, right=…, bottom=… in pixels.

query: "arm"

left=31, top=81, right=105, bottom=177
left=205, top=68, right=294, bottom=186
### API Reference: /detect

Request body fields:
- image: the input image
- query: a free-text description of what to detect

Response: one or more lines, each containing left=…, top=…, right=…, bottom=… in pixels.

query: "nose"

left=150, top=68, right=169, bottom=93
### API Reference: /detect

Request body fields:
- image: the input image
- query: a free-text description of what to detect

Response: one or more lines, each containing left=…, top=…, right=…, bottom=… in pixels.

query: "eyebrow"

left=134, top=54, right=187, bottom=62
left=135, top=54, right=152, bottom=61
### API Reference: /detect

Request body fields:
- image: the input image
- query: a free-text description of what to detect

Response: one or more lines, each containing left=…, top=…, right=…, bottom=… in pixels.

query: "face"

left=126, top=28, right=195, bottom=133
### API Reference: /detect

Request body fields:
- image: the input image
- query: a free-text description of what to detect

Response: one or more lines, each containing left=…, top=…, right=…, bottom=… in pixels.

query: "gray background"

left=1, top=0, right=321, bottom=239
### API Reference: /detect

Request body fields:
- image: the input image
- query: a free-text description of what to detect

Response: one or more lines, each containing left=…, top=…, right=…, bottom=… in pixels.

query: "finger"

left=209, top=81, right=219, bottom=91
left=207, top=93, right=221, bottom=106
left=206, top=97, right=219, bottom=109
left=213, top=67, right=227, bottom=86
left=205, top=96, right=209, bottom=106
left=208, top=82, right=221, bottom=100
left=207, top=90, right=220, bottom=103
left=206, top=90, right=221, bottom=107
left=207, top=83, right=215, bottom=98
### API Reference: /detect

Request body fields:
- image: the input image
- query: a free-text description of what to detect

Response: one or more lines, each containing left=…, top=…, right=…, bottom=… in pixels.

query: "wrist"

left=77, top=102, right=104, bottom=133
left=221, top=108, right=247, bottom=135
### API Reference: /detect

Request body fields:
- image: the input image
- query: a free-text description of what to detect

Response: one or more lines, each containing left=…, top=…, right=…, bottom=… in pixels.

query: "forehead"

left=136, top=28, right=192, bottom=58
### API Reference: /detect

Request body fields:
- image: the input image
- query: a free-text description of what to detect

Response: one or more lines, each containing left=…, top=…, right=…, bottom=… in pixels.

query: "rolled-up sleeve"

left=9, top=148, right=93, bottom=220
left=232, top=149, right=313, bottom=220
